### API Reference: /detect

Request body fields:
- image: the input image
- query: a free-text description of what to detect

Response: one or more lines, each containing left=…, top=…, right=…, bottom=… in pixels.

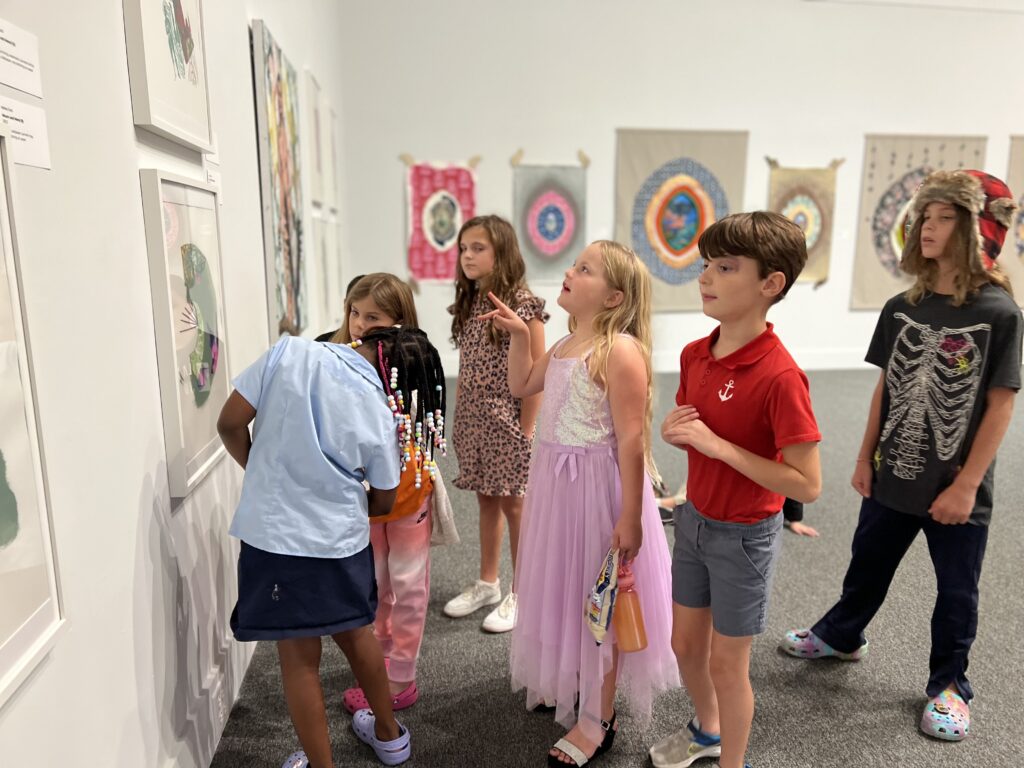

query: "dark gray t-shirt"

left=866, top=284, right=1022, bottom=526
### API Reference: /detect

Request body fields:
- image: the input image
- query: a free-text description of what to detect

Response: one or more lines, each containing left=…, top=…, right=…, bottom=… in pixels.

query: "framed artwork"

left=405, top=160, right=476, bottom=281
left=322, top=103, right=338, bottom=213
left=251, top=20, right=305, bottom=339
left=139, top=170, right=228, bottom=498
left=305, top=71, right=324, bottom=207
left=512, top=160, right=587, bottom=283
left=0, top=125, right=64, bottom=709
left=851, top=134, right=986, bottom=309
left=615, top=129, right=748, bottom=311
left=123, top=0, right=215, bottom=153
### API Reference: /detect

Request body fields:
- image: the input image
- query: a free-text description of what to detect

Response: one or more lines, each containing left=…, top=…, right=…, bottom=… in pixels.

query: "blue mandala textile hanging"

left=631, top=158, right=728, bottom=285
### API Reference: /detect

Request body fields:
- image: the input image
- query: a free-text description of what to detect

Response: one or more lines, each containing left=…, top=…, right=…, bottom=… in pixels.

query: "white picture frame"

left=123, top=0, right=215, bottom=153
left=139, top=170, right=228, bottom=498
left=0, top=125, right=65, bottom=710
left=305, top=71, right=325, bottom=207
left=321, top=99, right=337, bottom=213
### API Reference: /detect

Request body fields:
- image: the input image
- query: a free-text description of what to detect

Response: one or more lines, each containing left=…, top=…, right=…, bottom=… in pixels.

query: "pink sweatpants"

left=370, top=500, right=431, bottom=683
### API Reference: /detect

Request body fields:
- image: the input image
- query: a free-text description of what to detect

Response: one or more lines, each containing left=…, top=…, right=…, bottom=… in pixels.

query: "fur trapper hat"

left=910, top=169, right=1017, bottom=270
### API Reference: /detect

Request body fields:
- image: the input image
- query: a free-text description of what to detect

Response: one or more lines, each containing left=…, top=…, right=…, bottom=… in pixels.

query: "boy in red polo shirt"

left=649, top=212, right=822, bottom=768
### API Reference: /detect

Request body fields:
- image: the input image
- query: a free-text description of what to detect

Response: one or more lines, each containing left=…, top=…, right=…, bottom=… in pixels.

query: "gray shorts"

left=671, top=501, right=783, bottom=637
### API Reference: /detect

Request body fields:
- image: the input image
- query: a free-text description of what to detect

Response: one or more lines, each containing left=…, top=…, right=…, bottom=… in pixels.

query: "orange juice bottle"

left=612, top=564, right=647, bottom=652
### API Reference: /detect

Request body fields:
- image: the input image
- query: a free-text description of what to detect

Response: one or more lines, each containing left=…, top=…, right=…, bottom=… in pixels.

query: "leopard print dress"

left=452, top=289, right=549, bottom=497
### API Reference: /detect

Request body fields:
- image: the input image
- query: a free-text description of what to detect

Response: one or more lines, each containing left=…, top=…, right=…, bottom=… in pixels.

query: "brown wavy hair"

left=901, top=204, right=1012, bottom=307
left=331, top=273, right=419, bottom=344
left=448, top=215, right=531, bottom=347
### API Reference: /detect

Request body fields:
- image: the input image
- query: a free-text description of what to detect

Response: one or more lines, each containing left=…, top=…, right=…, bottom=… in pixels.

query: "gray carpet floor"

left=210, top=370, right=1024, bottom=768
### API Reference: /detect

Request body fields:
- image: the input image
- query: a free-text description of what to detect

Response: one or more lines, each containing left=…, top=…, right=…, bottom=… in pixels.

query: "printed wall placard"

left=851, top=134, right=986, bottom=309
left=615, top=129, right=748, bottom=311
left=406, top=162, right=475, bottom=281
left=766, top=159, right=842, bottom=286
left=513, top=163, right=586, bottom=282
left=252, top=20, right=305, bottom=338
left=123, top=0, right=214, bottom=152
left=0, top=126, right=63, bottom=708
left=140, top=170, right=228, bottom=497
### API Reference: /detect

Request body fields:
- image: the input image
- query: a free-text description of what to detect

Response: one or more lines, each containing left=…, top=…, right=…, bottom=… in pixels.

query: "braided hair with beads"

left=357, top=326, right=447, bottom=489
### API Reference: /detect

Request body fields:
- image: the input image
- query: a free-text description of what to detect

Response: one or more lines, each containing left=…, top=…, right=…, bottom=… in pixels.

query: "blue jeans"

left=811, top=496, right=987, bottom=701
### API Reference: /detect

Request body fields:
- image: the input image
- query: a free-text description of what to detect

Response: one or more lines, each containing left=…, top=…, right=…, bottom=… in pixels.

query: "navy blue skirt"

left=230, top=541, right=378, bottom=641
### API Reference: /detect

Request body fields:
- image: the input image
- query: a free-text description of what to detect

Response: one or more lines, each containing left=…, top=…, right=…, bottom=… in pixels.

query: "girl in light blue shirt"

left=219, top=326, right=441, bottom=768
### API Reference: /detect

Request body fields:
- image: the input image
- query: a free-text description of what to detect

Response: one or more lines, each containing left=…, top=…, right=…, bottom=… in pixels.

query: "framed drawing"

left=0, top=125, right=64, bottom=709
left=305, top=71, right=325, bottom=207
left=322, top=101, right=338, bottom=213
left=140, top=170, right=228, bottom=498
left=123, top=0, right=215, bottom=153
left=251, top=19, right=305, bottom=338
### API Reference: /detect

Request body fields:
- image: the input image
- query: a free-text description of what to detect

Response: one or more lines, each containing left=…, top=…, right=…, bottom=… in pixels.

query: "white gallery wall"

left=0, top=2, right=1021, bottom=768
left=335, top=0, right=1024, bottom=373
left=0, top=1, right=345, bottom=766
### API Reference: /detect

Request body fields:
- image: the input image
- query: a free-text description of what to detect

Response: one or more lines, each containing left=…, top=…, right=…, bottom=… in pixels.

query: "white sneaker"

left=481, top=592, right=517, bottom=633
left=443, top=579, right=501, bottom=618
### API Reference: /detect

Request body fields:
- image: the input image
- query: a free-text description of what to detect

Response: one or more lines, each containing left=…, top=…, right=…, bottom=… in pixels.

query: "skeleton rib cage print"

left=880, top=312, right=989, bottom=480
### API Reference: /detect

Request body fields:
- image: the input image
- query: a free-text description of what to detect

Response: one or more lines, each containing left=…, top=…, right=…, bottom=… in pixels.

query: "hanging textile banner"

left=766, top=158, right=842, bottom=287
left=405, top=159, right=476, bottom=281
left=512, top=150, right=587, bottom=282
left=614, top=129, right=748, bottom=311
left=851, top=134, right=986, bottom=309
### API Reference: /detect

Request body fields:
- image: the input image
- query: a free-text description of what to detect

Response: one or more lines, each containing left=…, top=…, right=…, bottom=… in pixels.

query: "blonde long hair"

left=569, top=240, right=659, bottom=481
left=330, top=273, right=419, bottom=344
left=901, top=205, right=1013, bottom=306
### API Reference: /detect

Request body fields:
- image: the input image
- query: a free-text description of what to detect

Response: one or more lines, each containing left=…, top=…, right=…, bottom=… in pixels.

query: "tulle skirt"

left=510, top=440, right=679, bottom=742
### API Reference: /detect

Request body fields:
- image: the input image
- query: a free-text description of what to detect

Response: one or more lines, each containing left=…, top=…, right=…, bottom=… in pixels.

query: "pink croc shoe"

left=780, top=629, right=868, bottom=660
left=921, top=688, right=970, bottom=741
left=343, top=682, right=419, bottom=714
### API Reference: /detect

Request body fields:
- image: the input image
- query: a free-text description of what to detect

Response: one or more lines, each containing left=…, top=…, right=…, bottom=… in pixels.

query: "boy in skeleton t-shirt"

left=782, top=170, right=1022, bottom=744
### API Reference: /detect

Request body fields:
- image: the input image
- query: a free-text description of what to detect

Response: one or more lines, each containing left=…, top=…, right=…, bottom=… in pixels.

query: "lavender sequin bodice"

left=537, top=354, right=614, bottom=447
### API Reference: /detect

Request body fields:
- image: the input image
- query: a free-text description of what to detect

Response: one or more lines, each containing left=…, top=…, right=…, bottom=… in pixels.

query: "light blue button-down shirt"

left=228, top=336, right=400, bottom=558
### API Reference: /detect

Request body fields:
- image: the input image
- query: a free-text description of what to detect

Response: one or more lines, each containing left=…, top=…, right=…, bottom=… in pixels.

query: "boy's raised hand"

left=477, top=291, right=529, bottom=336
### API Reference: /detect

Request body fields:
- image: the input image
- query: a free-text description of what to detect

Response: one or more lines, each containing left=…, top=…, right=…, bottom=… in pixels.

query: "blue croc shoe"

left=352, top=708, right=411, bottom=765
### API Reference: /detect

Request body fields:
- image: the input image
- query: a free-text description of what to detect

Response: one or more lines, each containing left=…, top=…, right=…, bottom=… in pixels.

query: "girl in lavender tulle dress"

left=480, top=240, right=678, bottom=766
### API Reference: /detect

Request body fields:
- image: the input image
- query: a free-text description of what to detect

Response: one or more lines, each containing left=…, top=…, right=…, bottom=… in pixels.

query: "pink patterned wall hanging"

left=406, top=162, right=476, bottom=280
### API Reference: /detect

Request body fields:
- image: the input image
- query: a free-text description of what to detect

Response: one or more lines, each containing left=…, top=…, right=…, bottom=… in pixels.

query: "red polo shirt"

left=676, top=324, right=820, bottom=524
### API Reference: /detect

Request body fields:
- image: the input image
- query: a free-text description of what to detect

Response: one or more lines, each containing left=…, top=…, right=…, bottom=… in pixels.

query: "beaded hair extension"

left=359, top=327, right=447, bottom=490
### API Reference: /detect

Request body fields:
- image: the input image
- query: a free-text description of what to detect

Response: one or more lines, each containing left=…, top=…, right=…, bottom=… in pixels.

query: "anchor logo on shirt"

left=718, top=379, right=735, bottom=402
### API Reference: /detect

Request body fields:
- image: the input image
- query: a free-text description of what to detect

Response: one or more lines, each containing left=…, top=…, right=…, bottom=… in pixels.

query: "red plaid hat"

left=910, top=170, right=1018, bottom=270
left=965, top=170, right=1016, bottom=268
